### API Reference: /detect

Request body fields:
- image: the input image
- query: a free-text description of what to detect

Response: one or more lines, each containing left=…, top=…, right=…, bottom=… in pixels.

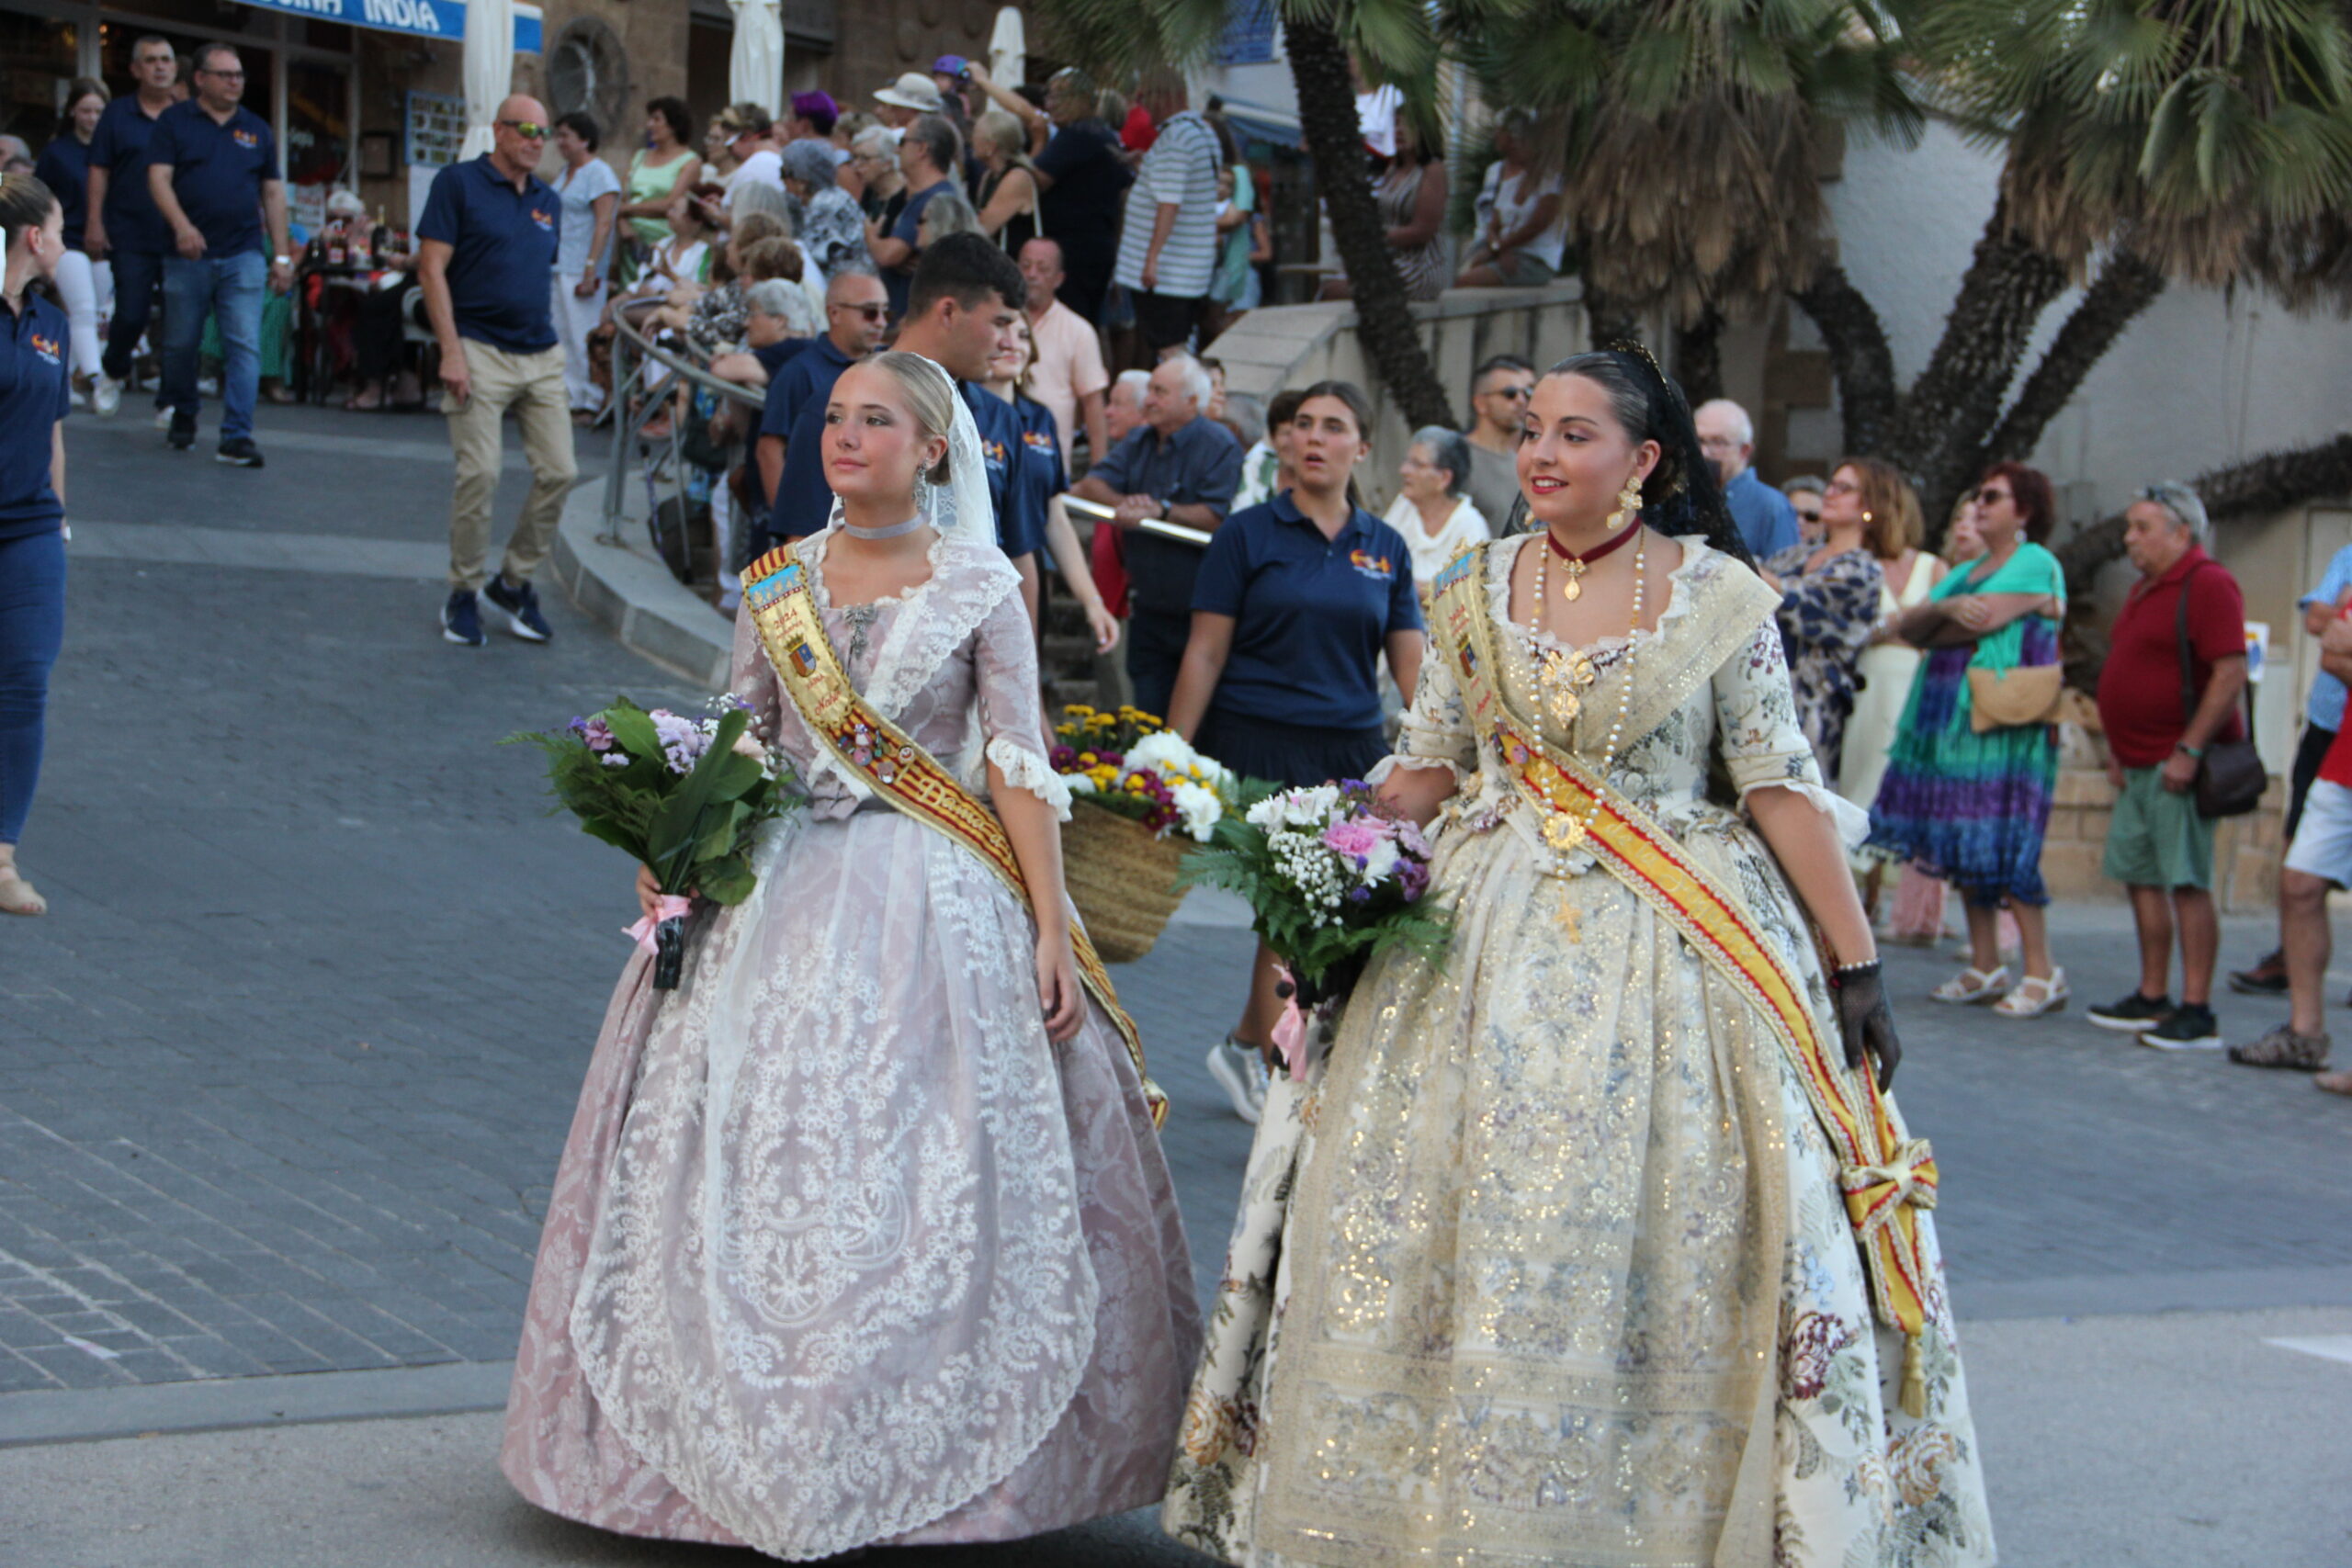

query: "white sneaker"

left=1204, top=1039, right=1266, bottom=1125
left=153, top=406, right=175, bottom=431
left=93, top=377, right=123, bottom=417
left=196, top=376, right=219, bottom=395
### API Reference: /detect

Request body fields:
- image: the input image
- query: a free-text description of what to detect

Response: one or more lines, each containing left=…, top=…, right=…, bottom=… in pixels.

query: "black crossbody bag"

left=2177, top=561, right=2265, bottom=818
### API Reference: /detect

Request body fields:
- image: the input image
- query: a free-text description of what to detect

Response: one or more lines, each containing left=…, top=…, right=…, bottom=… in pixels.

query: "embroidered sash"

left=743, top=541, right=1167, bottom=1127
left=1431, top=542, right=1939, bottom=1399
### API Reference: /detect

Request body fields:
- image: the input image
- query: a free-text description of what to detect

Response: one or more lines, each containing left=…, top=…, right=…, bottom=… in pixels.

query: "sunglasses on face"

left=1975, top=487, right=2011, bottom=505
left=500, top=119, right=549, bottom=139
left=1489, top=385, right=1531, bottom=401
left=830, top=301, right=887, bottom=321
left=1795, top=507, right=1824, bottom=524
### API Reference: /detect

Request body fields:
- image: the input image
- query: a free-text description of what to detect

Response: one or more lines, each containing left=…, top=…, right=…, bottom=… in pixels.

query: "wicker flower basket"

left=1062, top=802, right=1191, bottom=964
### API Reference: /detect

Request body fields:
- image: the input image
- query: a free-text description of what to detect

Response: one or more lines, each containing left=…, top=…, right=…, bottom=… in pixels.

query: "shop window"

left=0, top=13, right=77, bottom=152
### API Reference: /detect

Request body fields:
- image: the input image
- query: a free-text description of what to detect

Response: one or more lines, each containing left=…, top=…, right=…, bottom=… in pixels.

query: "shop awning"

left=230, top=0, right=542, bottom=55
left=1212, top=94, right=1303, bottom=151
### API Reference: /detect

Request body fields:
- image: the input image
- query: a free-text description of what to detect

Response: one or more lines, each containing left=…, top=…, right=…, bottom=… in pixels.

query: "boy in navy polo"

left=86, top=33, right=179, bottom=420
left=760, top=270, right=889, bottom=547
left=145, top=42, right=291, bottom=466
left=415, top=96, right=575, bottom=649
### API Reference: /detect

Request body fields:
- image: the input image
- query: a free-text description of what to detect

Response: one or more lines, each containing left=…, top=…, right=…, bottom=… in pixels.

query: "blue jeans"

left=163, top=249, right=265, bottom=441
left=102, top=246, right=168, bottom=400
left=0, top=527, right=66, bottom=847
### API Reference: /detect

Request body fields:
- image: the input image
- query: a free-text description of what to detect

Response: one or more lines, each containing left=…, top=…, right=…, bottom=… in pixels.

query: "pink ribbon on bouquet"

left=1271, top=964, right=1312, bottom=1082
left=624, top=894, right=695, bottom=953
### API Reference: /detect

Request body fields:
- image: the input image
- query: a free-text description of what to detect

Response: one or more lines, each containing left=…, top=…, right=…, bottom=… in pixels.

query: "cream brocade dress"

left=1164, top=537, right=1995, bottom=1568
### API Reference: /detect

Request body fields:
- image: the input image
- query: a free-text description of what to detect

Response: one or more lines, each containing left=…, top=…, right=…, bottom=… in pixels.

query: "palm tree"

left=1811, top=0, right=2352, bottom=525
left=1029, top=0, right=1459, bottom=429
left=1462, top=0, right=1924, bottom=396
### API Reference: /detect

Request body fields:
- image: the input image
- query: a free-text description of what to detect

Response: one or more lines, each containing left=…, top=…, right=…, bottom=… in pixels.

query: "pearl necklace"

left=1528, top=528, right=1645, bottom=859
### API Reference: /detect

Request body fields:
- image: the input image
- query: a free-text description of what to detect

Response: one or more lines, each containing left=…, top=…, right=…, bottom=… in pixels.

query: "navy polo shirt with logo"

left=765, top=334, right=860, bottom=540
left=88, top=96, right=173, bottom=256
left=416, top=155, right=561, bottom=354
left=1011, top=392, right=1067, bottom=550
left=146, top=99, right=279, bottom=256
left=963, top=380, right=1044, bottom=561
left=0, top=295, right=73, bottom=540
left=1190, top=492, right=1423, bottom=731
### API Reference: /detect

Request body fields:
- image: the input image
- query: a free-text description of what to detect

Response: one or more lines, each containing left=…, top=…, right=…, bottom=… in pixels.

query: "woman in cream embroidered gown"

left=503, top=354, right=1199, bottom=1562
left=1164, top=352, right=1994, bottom=1568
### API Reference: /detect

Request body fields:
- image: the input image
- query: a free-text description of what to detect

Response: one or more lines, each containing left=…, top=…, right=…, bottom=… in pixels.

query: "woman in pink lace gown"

left=501, top=353, right=1200, bottom=1561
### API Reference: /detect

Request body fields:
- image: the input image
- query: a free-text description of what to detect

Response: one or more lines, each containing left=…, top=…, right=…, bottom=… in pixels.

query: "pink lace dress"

left=501, top=526, right=1201, bottom=1561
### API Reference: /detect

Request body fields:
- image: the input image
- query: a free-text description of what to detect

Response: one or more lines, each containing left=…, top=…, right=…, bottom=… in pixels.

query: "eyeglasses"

left=1974, top=486, right=2011, bottom=506
left=499, top=119, right=549, bottom=139
left=1487, top=385, right=1531, bottom=401
left=1823, top=478, right=1859, bottom=496
left=830, top=301, right=888, bottom=321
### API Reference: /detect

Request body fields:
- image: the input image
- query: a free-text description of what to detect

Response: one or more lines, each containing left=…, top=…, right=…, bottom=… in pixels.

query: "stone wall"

left=2040, top=767, right=2285, bottom=914
left=1204, top=285, right=1587, bottom=511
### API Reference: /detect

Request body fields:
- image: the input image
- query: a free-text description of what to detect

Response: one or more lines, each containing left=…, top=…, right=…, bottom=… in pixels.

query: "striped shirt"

left=1114, top=112, right=1221, bottom=299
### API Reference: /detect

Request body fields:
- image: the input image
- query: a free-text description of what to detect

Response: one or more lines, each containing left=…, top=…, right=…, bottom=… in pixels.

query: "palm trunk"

left=1283, top=12, right=1454, bottom=432
left=1984, top=250, right=2166, bottom=466
left=1673, top=308, right=1725, bottom=405
left=1790, top=262, right=1898, bottom=457
left=1889, top=197, right=2069, bottom=523
left=1582, top=285, right=1641, bottom=352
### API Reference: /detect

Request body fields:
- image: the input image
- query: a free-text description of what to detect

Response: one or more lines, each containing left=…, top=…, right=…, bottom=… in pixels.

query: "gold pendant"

left=1560, top=559, right=1586, bottom=603
left=1542, top=813, right=1588, bottom=852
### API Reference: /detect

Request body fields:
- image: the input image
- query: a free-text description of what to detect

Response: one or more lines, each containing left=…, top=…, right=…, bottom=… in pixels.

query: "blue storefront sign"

left=232, top=0, right=542, bottom=54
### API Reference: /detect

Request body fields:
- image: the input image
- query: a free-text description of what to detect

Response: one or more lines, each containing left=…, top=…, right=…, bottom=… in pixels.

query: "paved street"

left=3, top=405, right=2349, bottom=1563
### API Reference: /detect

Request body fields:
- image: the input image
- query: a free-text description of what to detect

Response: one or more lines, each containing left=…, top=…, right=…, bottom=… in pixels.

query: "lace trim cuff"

left=1737, top=775, right=1871, bottom=850
left=987, top=737, right=1073, bottom=820
left=1367, top=753, right=1467, bottom=789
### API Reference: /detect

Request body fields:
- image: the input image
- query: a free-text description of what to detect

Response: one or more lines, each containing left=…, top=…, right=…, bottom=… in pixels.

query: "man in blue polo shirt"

left=768, top=235, right=1046, bottom=626
left=85, top=33, right=178, bottom=422
left=1069, top=353, right=1241, bottom=718
left=756, top=268, right=888, bottom=541
left=416, top=96, right=575, bottom=649
left=146, top=41, right=291, bottom=467
left=1696, top=397, right=1798, bottom=559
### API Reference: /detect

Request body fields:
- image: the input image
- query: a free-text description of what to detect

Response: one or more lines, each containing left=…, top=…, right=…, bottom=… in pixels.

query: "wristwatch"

left=272, top=254, right=290, bottom=265
left=2176, top=741, right=2205, bottom=759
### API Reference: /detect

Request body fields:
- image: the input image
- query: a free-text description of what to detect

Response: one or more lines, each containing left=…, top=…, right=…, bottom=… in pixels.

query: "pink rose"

left=1323, top=818, right=1381, bottom=859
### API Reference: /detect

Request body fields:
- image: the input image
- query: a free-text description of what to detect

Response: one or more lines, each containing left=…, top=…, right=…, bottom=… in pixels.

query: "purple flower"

left=1346, top=886, right=1372, bottom=903
left=1397, top=858, right=1430, bottom=899
left=650, top=711, right=708, bottom=774
left=578, top=717, right=616, bottom=752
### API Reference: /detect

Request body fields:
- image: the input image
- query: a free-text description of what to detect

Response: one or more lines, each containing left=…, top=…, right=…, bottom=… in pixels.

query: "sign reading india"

left=229, top=0, right=543, bottom=52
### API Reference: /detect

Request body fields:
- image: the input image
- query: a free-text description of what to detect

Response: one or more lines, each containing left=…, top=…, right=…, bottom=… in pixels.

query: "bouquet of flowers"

left=1050, top=704, right=1229, bottom=842
left=1182, top=779, right=1449, bottom=1077
left=508, top=695, right=800, bottom=988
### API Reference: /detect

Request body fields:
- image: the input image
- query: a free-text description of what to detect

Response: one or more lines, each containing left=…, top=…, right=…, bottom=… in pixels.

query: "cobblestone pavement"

left=6, top=407, right=2350, bottom=1421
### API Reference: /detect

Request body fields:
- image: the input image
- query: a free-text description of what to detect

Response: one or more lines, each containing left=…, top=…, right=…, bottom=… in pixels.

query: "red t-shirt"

left=2094, top=546, right=2248, bottom=768
left=2319, top=604, right=2352, bottom=790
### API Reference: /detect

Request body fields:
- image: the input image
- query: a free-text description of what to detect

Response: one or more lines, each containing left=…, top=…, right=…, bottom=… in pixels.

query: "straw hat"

left=873, top=73, right=944, bottom=113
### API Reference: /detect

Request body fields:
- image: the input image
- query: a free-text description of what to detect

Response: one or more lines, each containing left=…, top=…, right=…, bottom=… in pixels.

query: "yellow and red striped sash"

left=744, top=542, right=1166, bottom=1127
left=1433, top=542, right=1938, bottom=1404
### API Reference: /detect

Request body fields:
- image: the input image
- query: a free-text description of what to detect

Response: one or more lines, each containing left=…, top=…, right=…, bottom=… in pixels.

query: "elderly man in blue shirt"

left=1695, top=397, right=1798, bottom=561
left=1069, top=352, right=1242, bottom=719
left=416, top=96, right=576, bottom=649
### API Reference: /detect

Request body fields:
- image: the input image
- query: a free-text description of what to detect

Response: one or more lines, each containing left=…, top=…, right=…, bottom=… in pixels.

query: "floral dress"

left=1765, top=543, right=1884, bottom=786
left=1164, top=536, right=1995, bottom=1568
left=503, top=527, right=1201, bottom=1562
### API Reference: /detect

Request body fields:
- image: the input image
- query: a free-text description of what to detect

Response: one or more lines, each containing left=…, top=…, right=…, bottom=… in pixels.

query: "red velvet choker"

left=1542, top=517, right=1643, bottom=602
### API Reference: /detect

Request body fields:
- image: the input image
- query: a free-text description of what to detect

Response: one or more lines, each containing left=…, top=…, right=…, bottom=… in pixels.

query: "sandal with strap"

left=1931, top=964, right=2010, bottom=1005
left=0, top=870, right=47, bottom=917
left=1992, top=967, right=2070, bottom=1018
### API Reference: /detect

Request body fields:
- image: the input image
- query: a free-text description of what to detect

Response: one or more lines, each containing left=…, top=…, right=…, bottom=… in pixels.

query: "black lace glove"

left=1831, top=960, right=1901, bottom=1089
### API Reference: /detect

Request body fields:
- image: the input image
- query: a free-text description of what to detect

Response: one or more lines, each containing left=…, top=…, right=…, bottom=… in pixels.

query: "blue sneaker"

left=440, top=590, right=484, bottom=647
left=481, top=575, right=552, bottom=642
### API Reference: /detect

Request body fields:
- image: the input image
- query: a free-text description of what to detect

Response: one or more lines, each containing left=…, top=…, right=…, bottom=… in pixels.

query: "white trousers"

left=53, top=251, right=113, bottom=379
left=551, top=272, right=607, bottom=411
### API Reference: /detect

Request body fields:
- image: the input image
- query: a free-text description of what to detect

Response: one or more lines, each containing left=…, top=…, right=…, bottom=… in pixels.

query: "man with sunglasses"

left=1459, top=354, right=1532, bottom=531
left=416, top=96, right=573, bottom=648
left=752, top=268, right=890, bottom=538
left=144, top=41, right=290, bottom=467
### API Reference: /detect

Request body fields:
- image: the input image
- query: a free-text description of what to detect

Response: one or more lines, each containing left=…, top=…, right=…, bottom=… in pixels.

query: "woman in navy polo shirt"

left=0, top=175, right=74, bottom=916
left=977, top=310, right=1120, bottom=652
left=1168, top=379, right=1424, bottom=1120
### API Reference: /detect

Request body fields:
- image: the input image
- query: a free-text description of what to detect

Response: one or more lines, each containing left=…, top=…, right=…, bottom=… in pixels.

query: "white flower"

left=1360, top=837, right=1401, bottom=886
left=1246, top=784, right=1340, bottom=833
left=1170, top=780, right=1222, bottom=841
left=1127, top=730, right=1199, bottom=773
left=1069, top=774, right=1099, bottom=795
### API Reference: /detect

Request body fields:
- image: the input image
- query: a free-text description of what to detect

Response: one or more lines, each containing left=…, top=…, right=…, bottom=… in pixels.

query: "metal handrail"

left=599, top=310, right=769, bottom=549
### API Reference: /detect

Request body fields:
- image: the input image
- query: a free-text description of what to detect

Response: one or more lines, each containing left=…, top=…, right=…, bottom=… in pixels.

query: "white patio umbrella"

left=729, top=0, right=786, bottom=115
left=989, top=7, right=1026, bottom=90
left=458, top=0, right=514, bottom=161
